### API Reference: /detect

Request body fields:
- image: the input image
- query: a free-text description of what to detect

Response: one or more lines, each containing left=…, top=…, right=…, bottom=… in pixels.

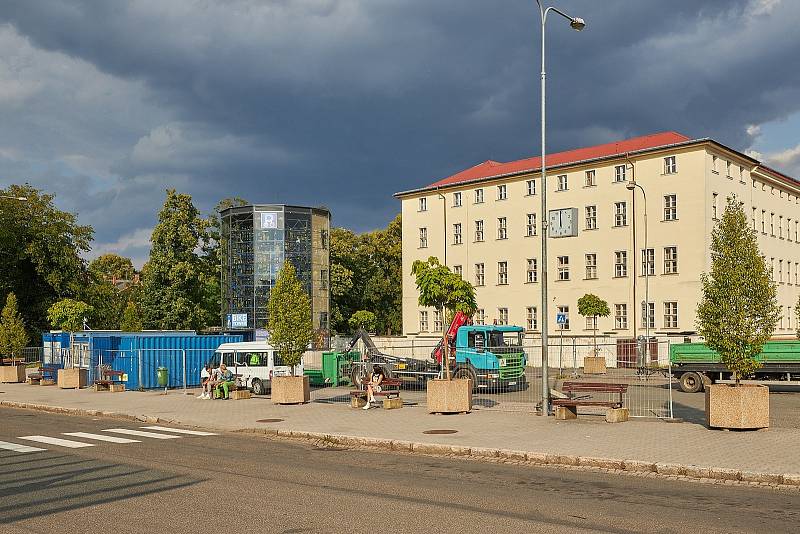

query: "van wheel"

left=252, top=379, right=265, bottom=395
left=679, top=372, right=704, bottom=393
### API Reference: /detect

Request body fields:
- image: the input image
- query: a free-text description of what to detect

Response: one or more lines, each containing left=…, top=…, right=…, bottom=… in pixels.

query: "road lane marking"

left=102, top=429, right=181, bottom=439
left=19, top=436, right=94, bottom=448
left=63, top=432, right=141, bottom=443
left=0, top=440, right=46, bottom=453
left=141, top=426, right=217, bottom=436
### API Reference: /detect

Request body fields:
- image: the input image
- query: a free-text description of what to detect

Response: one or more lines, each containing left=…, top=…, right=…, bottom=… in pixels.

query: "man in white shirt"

left=198, top=364, right=212, bottom=399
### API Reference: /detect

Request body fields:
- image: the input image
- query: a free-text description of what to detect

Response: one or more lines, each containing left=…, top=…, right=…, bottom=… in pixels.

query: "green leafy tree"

left=47, top=299, right=94, bottom=358
left=577, top=294, right=610, bottom=358
left=267, top=261, right=313, bottom=375
left=88, top=254, right=135, bottom=282
left=0, top=184, right=93, bottom=337
left=139, top=189, right=212, bottom=330
left=696, top=196, right=780, bottom=384
left=0, top=293, right=29, bottom=358
left=348, top=310, right=377, bottom=333
left=120, top=301, right=143, bottom=332
left=411, top=256, right=477, bottom=380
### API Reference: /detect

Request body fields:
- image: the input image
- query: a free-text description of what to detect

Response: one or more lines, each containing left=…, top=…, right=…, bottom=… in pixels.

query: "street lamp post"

left=625, top=176, right=649, bottom=367
left=534, top=1, right=585, bottom=416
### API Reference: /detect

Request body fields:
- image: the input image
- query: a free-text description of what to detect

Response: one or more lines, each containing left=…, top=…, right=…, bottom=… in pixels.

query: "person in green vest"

left=215, top=364, right=235, bottom=399
left=249, top=352, right=260, bottom=366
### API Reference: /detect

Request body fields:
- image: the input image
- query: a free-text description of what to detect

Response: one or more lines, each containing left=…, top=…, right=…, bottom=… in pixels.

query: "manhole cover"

left=256, top=418, right=284, bottom=423
left=422, top=429, right=458, bottom=435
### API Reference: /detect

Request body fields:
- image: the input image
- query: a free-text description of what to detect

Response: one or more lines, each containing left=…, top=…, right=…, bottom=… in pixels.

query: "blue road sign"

left=556, top=313, right=567, bottom=325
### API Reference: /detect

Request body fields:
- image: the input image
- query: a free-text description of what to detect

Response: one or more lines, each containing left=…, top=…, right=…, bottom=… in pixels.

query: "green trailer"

left=304, top=351, right=360, bottom=387
left=670, top=340, right=800, bottom=392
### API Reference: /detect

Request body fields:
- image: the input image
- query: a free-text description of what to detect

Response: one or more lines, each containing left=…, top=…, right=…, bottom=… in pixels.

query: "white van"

left=212, top=341, right=304, bottom=395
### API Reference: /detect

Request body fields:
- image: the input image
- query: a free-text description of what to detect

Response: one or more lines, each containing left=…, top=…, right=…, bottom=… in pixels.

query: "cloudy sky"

left=1, top=0, right=799, bottom=267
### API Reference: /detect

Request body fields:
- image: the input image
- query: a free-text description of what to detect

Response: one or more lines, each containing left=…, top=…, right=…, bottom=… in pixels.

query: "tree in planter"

left=577, top=294, right=610, bottom=359
left=348, top=310, right=377, bottom=333
left=0, top=293, right=29, bottom=359
left=267, top=262, right=313, bottom=376
left=696, top=196, right=780, bottom=384
left=411, top=257, right=477, bottom=380
left=47, top=299, right=94, bottom=365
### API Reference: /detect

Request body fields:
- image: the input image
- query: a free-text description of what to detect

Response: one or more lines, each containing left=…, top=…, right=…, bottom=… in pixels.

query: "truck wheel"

left=251, top=379, right=265, bottom=396
left=679, top=372, right=704, bottom=393
left=453, top=367, right=477, bottom=389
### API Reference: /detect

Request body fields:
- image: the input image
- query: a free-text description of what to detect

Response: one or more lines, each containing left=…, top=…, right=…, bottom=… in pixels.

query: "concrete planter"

left=706, top=384, right=769, bottom=429
left=58, top=368, right=88, bottom=389
left=427, top=378, right=472, bottom=414
left=271, top=375, right=310, bottom=404
left=583, top=356, right=607, bottom=375
left=0, top=364, right=26, bottom=383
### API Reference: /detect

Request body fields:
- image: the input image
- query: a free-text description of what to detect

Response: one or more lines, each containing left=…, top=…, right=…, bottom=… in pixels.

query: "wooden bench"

left=94, top=370, right=126, bottom=392
left=350, top=378, right=403, bottom=408
left=552, top=381, right=628, bottom=420
left=28, top=366, right=58, bottom=385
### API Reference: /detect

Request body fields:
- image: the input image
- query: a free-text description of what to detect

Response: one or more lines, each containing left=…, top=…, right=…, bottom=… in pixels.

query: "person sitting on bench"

left=363, top=365, right=385, bottom=410
left=214, top=364, right=235, bottom=400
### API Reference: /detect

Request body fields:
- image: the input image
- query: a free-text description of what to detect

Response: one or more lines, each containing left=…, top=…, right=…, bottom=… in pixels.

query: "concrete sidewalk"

left=2, top=383, right=799, bottom=485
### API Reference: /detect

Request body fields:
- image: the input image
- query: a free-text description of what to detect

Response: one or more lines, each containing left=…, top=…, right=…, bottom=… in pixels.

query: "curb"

left=4, top=399, right=799, bottom=489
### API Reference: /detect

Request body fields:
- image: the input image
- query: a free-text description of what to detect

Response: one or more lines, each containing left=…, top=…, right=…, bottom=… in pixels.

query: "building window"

left=664, top=194, right=677, bottom=221
left=752, top=207, right=757, bottom=231
left=453, top=192, right=462, bottom=207
left=614, top=202, right=627, bottom=227
left=497, top=217, right=507, bottom=239
left=320, top=269, right=329, bottom=290
left=474, top=188, right=484, bottom=204
left=712, top=155, right=718, bottom=173
left=614, top=165, right=627, bottom=182
left=557, top=305, right=570, bottom=330
left=526, top=258, right=538, bottom=283
left=712, top=193, right=718, bottom=220
left=614, top=251, right=627, bottom=277
left=779, top=259, right=784, bottom=283
left=526, top=179, right=536, bottom=196
left=664, top=246, right=678, bottom=274
left=585, top=170, right=596, bottom=187
left=526, top=306, right=538, bottom=331
left=475, top=309, right=485, bottom=325
left=641, top=301, right=655, bottom=329
left=475, top=263, right=485, bottom=286
left=761, top=210, right=766, bottom=234
left=433, top=310, right=442, bottom=332
left=321, top=229, right=329, bottom=249
left=497, top=261, right=508, bottom=285
left=641, top=248, right=655, bottom=276
left=739, top=165, right=745, bottom=183
left=726, top=160, right=732, bottom=177
left=497, top=308, right=509, bottom=326
left=557, top=174, right=568, bottom=191
left=526, top=213, right=537, bottom=236
left=419, top=311, right=429, bottom=332
left=557, top=256, right=570, bottom=281
left=770, top=213, right=775, bottom=236
left=788, top=218, right=793, bottom=242
left=418, top=197, right=427, bottom=211
left=614, top=304, right=628, bottom=330
left=419, top=228, right=428, bottom=248
left=585, top=253, right=597, bottom=279
left=664, top=302, right=678, bottom=328
left=585, top=205, right=597, bottom=229
left=779, top=215, right=784, bottom=239
left=664, top=156, right=677, bottom=174
left=454, top=265, right=462, bottom=278
left=497, top=184, right=507, bottom=200
left=453, top=223, right=462, bottom=245
left=585, top=316, right=597, bottom=330
left=475, top=220, right=484, bottom=242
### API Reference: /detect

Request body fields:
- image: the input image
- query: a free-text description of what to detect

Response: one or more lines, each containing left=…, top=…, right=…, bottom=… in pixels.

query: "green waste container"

left=157, top=367, right=169, bottom=388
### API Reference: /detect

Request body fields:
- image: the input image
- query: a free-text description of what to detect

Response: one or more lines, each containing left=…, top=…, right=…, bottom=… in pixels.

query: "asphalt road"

left=2, top=407, right=799, bottom=534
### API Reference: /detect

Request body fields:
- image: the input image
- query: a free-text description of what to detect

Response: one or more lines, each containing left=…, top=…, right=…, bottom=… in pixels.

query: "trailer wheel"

left=251, top=379, right=265, bottom=396
left=679, top=372, right=704, bottom=393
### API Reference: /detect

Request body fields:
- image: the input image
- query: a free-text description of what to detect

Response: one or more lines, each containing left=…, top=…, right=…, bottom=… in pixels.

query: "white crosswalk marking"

left=19, top=436, right=94, bottom=448
left=141, top=426, right=217, bottom=436
left=63, top=432, right=140, bottom=444
left=0, top=440, right=46, bottom=453
left=102, top=429, right=181, bottom=439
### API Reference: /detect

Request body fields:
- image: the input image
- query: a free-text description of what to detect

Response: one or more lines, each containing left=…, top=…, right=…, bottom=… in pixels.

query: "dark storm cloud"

left=0, top=0, right=798, bottom=265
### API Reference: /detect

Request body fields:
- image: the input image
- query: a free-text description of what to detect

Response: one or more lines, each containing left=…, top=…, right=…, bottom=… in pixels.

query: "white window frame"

left=497, top=261, right=508, bottom=285
left=526, top=306, right=538, bottom=331
left=614, top=202, right=627, bottom=227
left=557, top=174, right=568, bottom=191
left=585, top=205, right=597, bottom=229
left=418, top=197, right=427, bottom=211
left=497, top=184, right=507, bottom=201
left=641, top=301, right=655, bottom=329
left=453, top=192, right=462, bottom=207
left=641, top=248, right=655, bottom=276
left=614, top=304, right=628, bottom=330
left=453, top=223, right=462, bottom=245
left=475, top=220, right=484, bottom=242
left=526, top=258, right=538, bottom=283
left=497, top=217, right=507, bottom=240
left=419, top=227, right=428, bottom=248
left=614, top=251, right=627, bottom=277
left=497, top=308, right=509, bottom=326
left=557, top=256, right=570, bottom=281
left=585, top=170, right=596, bottom=187
left=664, top=246, right=678, bottom=274
left=664, top=301, right=678, bottom=328
left=526, top=213, right=537, bottom=236
left=585, top=253, right=597, bottom=279
left=419, top=311, right=429, bottom=332
left=664, top=194, right=677, bottom=221
left=664, top=156, right=677, bottom=174
left=614, top=165, right=627, bottom=183
left=526, top=180, right=536, bottom=196
left=474, top=188, right=484, bottom=204
left=475, top=263, right=485, bottom=287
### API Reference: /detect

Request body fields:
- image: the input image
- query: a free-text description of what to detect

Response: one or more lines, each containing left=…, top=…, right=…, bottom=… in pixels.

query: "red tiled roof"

left=426, top=131, right=692, bottom=189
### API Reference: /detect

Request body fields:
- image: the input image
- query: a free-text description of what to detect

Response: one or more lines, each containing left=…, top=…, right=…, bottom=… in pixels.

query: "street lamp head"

left=625, top=182, right=636, bottom=191
left=570, top=17, right=586, bottom=31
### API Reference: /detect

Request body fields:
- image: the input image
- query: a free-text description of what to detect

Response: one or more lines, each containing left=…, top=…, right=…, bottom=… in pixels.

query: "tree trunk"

left=442, top=307, right=451, bottom=381
left=592, top=317, right=598, bottom=357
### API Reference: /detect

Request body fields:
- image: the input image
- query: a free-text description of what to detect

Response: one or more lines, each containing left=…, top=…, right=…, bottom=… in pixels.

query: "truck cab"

left=453, top=325, right=527, bottom=390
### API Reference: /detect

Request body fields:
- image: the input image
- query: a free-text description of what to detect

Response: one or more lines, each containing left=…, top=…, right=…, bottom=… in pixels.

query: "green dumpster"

left=157, top=366, right=169, bottom=388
